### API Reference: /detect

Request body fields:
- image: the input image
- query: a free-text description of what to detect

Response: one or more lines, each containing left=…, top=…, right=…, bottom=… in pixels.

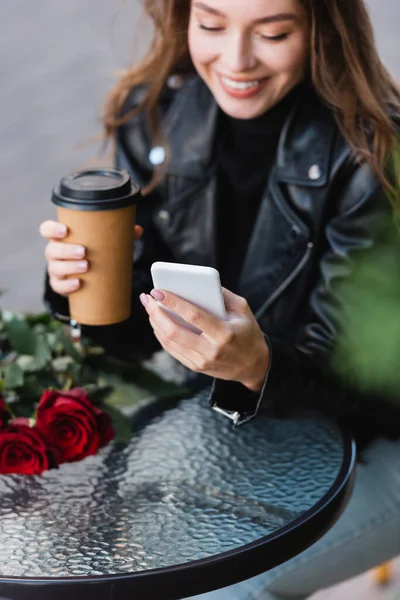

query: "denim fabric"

left=190, top=437, right=400, bottom=600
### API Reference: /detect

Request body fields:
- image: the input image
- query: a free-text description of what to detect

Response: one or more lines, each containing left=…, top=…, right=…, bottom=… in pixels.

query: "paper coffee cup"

left=52, top=168, right=141, bottom=326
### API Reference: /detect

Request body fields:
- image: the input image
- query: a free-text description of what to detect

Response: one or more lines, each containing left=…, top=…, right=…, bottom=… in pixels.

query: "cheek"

left=259, top=35, right=308, bottom=78
left=188, top=21, right=217, bottom=70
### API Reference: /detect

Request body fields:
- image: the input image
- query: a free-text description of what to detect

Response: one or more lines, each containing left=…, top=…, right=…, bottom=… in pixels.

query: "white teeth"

left=221, top=76, right=261, bottom=90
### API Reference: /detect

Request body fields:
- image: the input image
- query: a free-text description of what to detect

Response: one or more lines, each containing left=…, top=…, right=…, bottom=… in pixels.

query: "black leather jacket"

left=45, top=75, right=400, bottom=442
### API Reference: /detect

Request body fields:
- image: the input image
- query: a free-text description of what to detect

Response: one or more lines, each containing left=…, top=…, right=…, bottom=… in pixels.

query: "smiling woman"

left=102, top=0, right=400, bottom=206
left=40, top=0, right=400, bottom=598
left=188, top=0, right=308, bottom=119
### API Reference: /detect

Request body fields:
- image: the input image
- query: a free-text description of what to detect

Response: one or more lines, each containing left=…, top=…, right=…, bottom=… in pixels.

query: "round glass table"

left=0, top=391, right=356, bottom=600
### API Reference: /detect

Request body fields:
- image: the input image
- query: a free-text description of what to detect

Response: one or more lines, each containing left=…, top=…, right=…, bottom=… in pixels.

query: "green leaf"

left=66, top=361, right=83, bottom=384
left=21, top=370, right=60, bottom=399
left=101, top=379, right=152, bottom=409
left=25, top=313, right=53, bottom=328
left=54, top=328, right=83, bottom=363
left=17, top=355, right=39, bottom=372
left=9, top=398, right=36, bottom=419
left=33, top=327, right=52, bottom=370
left=87, top=355, right=189, bottom=400
left=5, top=362, right=24, bottom=390
left=132, top=365, right=189, bottom=399
left=102, top=404, right=132, bottom=445
left=2, top=313, right=37, bottom=355
left=85, top=385, right=113, bottom=405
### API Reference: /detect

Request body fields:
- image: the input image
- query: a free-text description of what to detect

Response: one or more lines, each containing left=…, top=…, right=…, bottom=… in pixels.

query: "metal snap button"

left=167, top=74, right=184, bottom=90
left=308, top=164, right=322, bottom=180
left=157, top=209, right=170, bottom=225
left=149, top=146, right=166, bottom=166
left=291, top=224, right=302, bottom=238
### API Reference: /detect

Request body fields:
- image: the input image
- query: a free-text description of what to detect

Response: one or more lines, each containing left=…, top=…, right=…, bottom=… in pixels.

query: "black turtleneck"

left=216, top=86, right=301, bottom=291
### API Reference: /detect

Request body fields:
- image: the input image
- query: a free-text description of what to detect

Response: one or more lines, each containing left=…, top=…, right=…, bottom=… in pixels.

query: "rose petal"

left=0, top=426, right=57, bottom=475
left=35, top=388, right=113, bottom=463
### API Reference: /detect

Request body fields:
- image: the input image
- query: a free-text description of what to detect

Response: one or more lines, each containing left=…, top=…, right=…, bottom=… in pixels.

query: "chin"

left=216, top=97, right=271, bottom=120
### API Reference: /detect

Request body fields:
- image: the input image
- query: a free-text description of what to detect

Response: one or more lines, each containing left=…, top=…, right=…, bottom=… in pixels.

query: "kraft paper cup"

left=52, top=168, right=141, bottom=326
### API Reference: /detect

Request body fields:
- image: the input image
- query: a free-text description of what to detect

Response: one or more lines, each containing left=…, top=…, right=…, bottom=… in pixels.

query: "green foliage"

left=5, top=362, right=24, bottom=390
left=333, top=228, right=400, bottom=402
left=2, top=312, right=37, bottom=355
left=0, top=310, right=188, bottom=440
left=100, top=404, right=132, bottom=444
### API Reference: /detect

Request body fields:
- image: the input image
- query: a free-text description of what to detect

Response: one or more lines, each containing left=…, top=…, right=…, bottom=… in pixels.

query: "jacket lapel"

left=160, top=77, right=337, bottom=314
left=163, top=77, right=219, bottom=180
left=236, top=89, right=337, bottom=314
left=160, top=77, right=219, bottom=266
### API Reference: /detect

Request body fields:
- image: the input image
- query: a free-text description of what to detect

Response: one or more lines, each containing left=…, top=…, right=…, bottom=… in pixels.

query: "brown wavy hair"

left=104, top=0, right=400, bottom=208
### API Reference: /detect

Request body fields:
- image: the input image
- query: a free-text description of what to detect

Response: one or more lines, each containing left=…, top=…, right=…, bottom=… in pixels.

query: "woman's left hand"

left=140, top=288, right=270, bottom=392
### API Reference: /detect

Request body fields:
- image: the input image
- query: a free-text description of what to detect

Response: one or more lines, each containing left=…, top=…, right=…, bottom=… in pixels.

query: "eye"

left=259, top=33, right=289, bottom=42
left=198, top=24, right=224, bottom=32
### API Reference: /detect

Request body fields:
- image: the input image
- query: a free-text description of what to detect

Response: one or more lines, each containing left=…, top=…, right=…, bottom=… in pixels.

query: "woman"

left=40, top=0, right=400, bottom=597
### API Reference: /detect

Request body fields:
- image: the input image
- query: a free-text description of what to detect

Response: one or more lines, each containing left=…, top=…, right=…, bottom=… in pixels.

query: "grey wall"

left=0, top=0, right=399, bottom=312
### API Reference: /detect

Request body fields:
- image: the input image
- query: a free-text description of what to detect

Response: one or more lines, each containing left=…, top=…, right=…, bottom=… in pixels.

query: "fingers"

left=150, top=320, right=199, bottom=371
left=41, top=219, right=144, bottom=297
left=48, top=259, right=88, bottom=278
left=39, top=220, right=68, bottom=240
left=40, top=220, right=144, bottom=242
left=149, top=289, right=220, bottom=336
left=49, top=276, right=81, bottom=296
left=222, top=288, right=250, bottom=315
left=40, top=221, right=87, bottom=296
left=45, top=241, right=86, bottom=261
left=134, top=225, right=144, bottom=241
left=145, top=299, right=206, bottom=351
left=47, top=255, right=86, bottom=296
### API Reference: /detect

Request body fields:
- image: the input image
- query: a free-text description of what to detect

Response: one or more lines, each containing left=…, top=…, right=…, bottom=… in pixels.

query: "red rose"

left=11, top=416, right=30, bottom=427
left=0, top=424, right=60, bottom=475
left=35, top=388, right=114, bottom=463
left=0, top=396, right=11, bottom=430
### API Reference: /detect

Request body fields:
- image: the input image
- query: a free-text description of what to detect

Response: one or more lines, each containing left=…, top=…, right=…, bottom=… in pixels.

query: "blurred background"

left=0, top=0, right=150, bottom=311
left=0, top=0, right=400, bottom=313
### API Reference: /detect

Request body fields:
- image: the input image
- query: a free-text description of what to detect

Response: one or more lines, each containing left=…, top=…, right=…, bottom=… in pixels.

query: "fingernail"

left=77, top=261, right=88, bottom=272
left=150, top=289, right=165, bottom=302
left=69, top=279, right=80, bottom=289
left=56, top=225, right=67, bottom=236
left=72, top=246, right=85, bottom=258
left=140, top=293, right=149, bottom=307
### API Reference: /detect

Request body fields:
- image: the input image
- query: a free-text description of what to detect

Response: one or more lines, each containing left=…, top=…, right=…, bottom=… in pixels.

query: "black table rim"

left=0, top=426, right=356, bottom=600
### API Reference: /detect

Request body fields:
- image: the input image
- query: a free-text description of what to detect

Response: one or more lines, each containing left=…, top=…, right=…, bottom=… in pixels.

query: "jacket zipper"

left=255, top=242, right=314, bottom=321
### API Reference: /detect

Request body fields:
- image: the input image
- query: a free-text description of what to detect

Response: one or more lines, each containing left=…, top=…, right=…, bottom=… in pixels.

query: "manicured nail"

left=72, top=246, right=85, bottom=258
left=140, top=293, right=149, bottom=307
left=76, top=261, right=88, bottom=272
left=56, top=225, right=67, bottom=236
left=150, top=289, right=165, bottom=302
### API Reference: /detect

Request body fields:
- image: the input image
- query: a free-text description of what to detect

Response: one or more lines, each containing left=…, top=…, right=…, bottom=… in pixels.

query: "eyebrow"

left=192, top=2, right=297, bottom=24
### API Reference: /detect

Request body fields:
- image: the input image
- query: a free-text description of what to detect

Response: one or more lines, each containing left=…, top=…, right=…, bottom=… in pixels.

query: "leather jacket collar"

left=163, top=76, right=337, bottom=189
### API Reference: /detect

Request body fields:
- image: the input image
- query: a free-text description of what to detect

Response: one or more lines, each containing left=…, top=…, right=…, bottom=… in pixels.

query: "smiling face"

left=188, top=0, right=309, bottom=119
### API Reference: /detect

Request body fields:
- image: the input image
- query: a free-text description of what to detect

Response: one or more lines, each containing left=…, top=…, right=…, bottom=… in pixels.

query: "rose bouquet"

left=0, top=388, right=114, bottom=474
left=0, top=309, right=187, bottom=475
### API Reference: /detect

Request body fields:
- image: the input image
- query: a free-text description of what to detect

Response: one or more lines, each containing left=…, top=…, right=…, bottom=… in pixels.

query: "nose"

left=220, top=33, right=257, bottom=73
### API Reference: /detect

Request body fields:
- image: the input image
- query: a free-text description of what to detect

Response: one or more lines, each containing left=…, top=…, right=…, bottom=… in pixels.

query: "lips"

left=216, top=73, right=270, bottom=99
left=221, top=76, right=264, bottom=90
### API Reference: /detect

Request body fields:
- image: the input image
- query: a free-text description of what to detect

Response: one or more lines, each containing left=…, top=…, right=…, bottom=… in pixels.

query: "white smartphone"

left=150, top=262, right=227, bottom=334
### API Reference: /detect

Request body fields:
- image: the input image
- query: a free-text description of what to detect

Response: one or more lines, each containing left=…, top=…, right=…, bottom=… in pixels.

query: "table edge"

left=0, top=424, right=357, bottom=599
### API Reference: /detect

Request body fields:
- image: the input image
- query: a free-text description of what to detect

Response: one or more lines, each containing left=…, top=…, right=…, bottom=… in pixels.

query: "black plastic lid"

left=52, top=168, right=140, bottom=211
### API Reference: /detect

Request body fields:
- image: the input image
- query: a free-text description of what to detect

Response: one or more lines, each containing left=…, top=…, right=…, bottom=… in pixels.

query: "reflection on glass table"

left=0, top=390, right=356, bottom=600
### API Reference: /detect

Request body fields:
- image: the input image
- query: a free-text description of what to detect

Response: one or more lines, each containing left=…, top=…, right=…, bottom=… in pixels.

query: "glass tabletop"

left=0, top=391, right=346, bottom=579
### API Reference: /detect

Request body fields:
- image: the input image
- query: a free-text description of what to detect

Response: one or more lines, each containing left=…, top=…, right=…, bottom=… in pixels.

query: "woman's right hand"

left=39, top=220, right=144, bottom=296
